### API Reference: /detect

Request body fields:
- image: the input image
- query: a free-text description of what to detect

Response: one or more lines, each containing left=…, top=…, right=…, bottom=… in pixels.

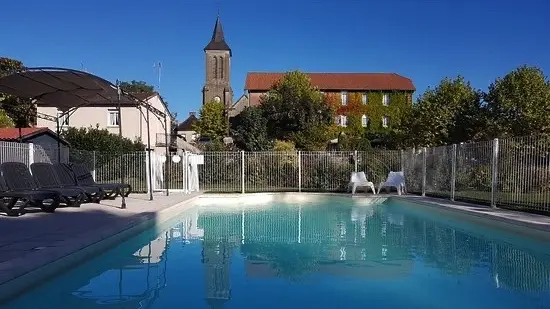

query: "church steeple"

left=204, top=16, right=232, bottom=56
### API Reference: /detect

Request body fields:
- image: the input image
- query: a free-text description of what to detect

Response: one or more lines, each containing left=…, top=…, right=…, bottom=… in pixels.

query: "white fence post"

left=28, top=143, right=34, bottom=167
left=491, top=138, right=499, bottom=208
left=298, top=151, right=302, bottom=192
left=450, top=144, right=457, bottom=201
left=145, top=150, right=151, bottom=196
left=92, top=150, right=96, bottom=181
left=400, top=149, right=405, bottom=172
left=422, top=147, right=427, bottom=197
left=354, top=150, right=358, bottom=173
left=241, top=151, right=245, bottom=194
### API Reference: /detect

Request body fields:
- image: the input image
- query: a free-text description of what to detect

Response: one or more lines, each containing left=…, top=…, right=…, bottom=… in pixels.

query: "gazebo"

left=0, top=67, right=172, bottom=206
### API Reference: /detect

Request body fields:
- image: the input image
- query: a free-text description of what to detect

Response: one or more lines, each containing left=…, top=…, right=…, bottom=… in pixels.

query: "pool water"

left=3, top=197, right=550, bottom=309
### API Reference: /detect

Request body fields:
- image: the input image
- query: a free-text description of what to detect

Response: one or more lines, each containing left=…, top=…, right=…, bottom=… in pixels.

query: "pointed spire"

left=204, top=16, right=232, bottom=56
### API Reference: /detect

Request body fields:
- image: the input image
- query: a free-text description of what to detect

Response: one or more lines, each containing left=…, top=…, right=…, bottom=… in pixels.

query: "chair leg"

left=369, top=184, right=376, bottom=194
left=351, top=184, right=357, bottom=195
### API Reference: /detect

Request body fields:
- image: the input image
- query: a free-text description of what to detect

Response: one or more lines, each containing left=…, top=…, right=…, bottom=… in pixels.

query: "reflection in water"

left=196, top=202, right=550, bottom=308
left=70, top=231, right=171, bottom=308
left=4, top=200, right=550, bottom=308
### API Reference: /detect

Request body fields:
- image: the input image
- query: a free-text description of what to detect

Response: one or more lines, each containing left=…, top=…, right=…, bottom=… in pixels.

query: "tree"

left=230, top=106, right=273, bottom=151
left=484, top=66, right=550, bottom=138
left=260, top=71, right=335, bottom=150
left=194, top=100, right=228, bottom=141
left=399, top=76, right=484, bottom=147
left=0, top=57, right=37, bottom=127
left=0, top=109, right=14, bottom=128
left=61, top=126, right=145, bottom=152
left=119, top=80, right=155, bottom=93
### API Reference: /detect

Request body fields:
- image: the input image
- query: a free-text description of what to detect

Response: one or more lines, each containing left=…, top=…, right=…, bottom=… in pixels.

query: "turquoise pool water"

left=3, top=197, right=550, bottom=309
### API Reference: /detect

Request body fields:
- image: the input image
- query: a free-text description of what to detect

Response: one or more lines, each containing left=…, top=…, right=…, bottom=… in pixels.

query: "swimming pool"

left=3, top=196, right=550, bottom=308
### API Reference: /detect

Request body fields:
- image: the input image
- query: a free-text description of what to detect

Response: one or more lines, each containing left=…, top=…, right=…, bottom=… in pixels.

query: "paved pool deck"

left=396, top=195, right=550, bottom=233
left=0, top=192, right=201, bottom=296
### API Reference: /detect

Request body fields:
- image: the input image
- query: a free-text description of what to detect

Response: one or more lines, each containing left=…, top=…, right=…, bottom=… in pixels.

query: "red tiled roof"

left=244, top=72, right=415, bottom=91
left=0, top=127, right=49, bottom=141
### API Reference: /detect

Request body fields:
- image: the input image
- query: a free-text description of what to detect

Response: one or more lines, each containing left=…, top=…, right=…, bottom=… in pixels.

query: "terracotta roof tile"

left=245, top=72, right=415, bottom=91
left=0, top=127, right=49, bottom=141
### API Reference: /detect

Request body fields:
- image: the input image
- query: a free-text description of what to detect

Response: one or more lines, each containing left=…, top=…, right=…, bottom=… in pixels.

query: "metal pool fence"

left=402, top=135, right=550, bottom=213
left=0, top=134, right=548, bottom=213
left=197, top=150, right=401, bottom=193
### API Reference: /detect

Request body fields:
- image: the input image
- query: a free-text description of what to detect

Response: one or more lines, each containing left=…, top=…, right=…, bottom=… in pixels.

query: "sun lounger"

left=70, top=163, right=132, bottom=199
left=377, top=171, right=406, bottom=195
left=0, top=172, right=60, bottom=216
left=52, top=163, right=105, bottom=203
left=28, top=162, right=86, bottom=207
left=348, top=172, right=376, bottom=194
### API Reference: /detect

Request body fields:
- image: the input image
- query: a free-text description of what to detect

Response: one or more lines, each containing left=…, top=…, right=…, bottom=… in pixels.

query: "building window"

left=108, top=109, right=120, bottom=127
left=382, top=93, right=390, bottom=106
left=213, top=57, right=218, bottom=79
left=362, top=93, right=368, bottom=104
left=219, top=57, right=224, bottom=79
left=361, top=115, right=368, bottom=127
left=341, top=91, right=348, bottom=105
left=338, top=115, right=348, bottom=127
left=57, top=110, right=69, bottom=127
left=382, top=116, right=389, bottom=128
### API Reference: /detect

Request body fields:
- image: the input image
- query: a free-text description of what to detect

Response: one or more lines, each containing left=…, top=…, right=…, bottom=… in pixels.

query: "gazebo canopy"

left=0, top=67, right=166, bottom=118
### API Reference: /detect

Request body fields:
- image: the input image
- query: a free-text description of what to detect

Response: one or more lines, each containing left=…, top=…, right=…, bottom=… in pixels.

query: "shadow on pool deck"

left=0, top=192, right=201, bottom=295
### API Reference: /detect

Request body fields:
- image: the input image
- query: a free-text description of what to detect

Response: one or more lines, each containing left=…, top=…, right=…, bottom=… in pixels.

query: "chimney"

left=189, top=111, right=197, bottom=117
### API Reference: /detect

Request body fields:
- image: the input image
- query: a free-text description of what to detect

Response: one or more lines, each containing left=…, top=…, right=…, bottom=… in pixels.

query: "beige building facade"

left=36, top=92, right=173, bottom=154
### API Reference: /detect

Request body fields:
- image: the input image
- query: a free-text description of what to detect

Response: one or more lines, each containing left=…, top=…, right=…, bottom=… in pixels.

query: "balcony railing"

left=155, top=133, right=177, bottom=147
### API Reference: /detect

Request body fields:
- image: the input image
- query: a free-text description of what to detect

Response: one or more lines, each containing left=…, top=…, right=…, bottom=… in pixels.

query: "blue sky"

left=1, top=0, right=549, bottom=121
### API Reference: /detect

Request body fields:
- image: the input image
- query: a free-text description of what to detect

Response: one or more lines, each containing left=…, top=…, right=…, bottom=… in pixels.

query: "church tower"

left=202, top=15, right=233, bottom=109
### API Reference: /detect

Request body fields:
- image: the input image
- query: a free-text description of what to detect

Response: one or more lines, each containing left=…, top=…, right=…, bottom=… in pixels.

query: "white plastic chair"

left=377, top=171, right=406, bottom=195
left=348, top=172, right=376, bottom=194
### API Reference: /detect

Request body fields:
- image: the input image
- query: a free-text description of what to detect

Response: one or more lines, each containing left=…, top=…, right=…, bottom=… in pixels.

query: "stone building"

left=202, top=16, right=233, bottom=109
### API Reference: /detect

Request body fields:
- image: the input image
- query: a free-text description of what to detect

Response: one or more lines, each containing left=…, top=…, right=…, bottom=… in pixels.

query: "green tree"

left=484, top=66, right=550, bottom=138
left=119, top=80, right=155, bottom=93
left=260, top=71, right=335, bottom=150
left=194, top=100, right=228, bottom=141
left=230, top=106, right=273, bottom=151
left=0, top=57, right=37, bottom=127
left=399, top=76, right=484, bottom=147
left=0, top=108, right=15, bottom=128
left=61, top=126, right=145, bottom=152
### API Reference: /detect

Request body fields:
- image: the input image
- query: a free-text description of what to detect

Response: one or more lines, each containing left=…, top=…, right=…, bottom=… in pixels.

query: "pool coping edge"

left=0, top=193, right=202, bottom=302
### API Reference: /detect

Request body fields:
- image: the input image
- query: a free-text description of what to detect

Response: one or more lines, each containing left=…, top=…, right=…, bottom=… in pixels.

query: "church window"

left=213, top=56, right=218, bottom=79
left=219, top=57, right=224, bottom=79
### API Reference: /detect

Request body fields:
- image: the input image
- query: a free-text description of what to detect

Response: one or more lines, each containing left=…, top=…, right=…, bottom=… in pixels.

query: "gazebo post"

left=117, top=81, right=126, bottom=209
left=164, top=115, right=169, bottom=196
left=56, top=117, right=61, bottom=163
left=146, top=108, right=153, bottom=201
